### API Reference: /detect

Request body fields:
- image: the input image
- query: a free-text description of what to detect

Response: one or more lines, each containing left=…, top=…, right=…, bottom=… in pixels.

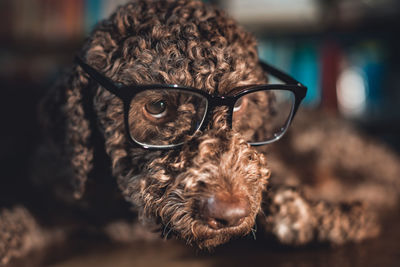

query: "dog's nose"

left=202, top=195, right=250, bottom=229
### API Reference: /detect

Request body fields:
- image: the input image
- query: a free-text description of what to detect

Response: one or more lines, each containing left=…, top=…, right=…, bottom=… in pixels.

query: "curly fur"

left=0, top=207, right=47, bottom=265
left=1, top=0, right=400, bottom=264
left=37, top=0, right=269, bottom=249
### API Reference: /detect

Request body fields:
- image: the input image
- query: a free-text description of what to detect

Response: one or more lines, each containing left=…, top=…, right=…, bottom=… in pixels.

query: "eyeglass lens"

left=232, top=89, right=295, bottom=144
left=128, top=88, right=295, bottom=147
left=128, top=89, right=208, bottom=146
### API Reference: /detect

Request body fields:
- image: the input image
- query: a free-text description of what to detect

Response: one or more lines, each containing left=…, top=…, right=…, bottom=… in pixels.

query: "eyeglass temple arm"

left=259, top=60, right=304, bottom=86
left=75, top=56, right=121, bottom=95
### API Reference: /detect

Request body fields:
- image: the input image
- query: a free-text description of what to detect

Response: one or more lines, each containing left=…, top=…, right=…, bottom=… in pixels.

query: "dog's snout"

left=202, top=195, right=250, bottom=229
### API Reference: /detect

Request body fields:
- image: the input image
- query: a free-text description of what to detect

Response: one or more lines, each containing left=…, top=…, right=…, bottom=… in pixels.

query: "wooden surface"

left=7, top=209, right=400, bottom=267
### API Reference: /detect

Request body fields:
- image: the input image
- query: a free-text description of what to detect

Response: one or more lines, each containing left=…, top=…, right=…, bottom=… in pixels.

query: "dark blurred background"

left=1, top=0, right=400, bottom=167
left=1, top=0, right=400, bottom=266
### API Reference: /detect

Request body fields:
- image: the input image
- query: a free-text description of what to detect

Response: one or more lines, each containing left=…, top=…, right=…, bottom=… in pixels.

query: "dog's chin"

left=190, top=216, right=256, bottom=249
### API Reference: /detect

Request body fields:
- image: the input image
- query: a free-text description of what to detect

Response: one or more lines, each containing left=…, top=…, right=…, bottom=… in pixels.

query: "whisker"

left=162, top=221, right=171, bottom=238
left=251, top=228, right=257, bottom=240
left=164, top=227, right=173, bottom=240
left=258, top=209, right=267, bottom=219
left=250, top=223, right=257, bottom=241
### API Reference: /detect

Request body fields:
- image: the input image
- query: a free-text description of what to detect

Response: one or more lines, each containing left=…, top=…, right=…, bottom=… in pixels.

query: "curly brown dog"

left=1, top=0, right=400, bottom=264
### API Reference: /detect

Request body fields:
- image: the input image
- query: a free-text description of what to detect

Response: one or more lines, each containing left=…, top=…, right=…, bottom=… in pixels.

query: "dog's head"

left=42, top=0, right=290, bottom=248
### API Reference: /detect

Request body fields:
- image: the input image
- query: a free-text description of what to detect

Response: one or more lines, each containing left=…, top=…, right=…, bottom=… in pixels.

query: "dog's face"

left=80, top=0, right=271, bottom=248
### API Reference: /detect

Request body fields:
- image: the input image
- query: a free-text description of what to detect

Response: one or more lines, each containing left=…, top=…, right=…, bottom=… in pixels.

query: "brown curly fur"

left=1, top=0, right=400, bottom=264
left=35, top=0, right=269, bottom=249
left=0, top=207, right=44, bottom=265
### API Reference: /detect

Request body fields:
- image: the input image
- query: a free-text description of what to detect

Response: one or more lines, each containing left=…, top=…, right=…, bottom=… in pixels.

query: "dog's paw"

left=263, top=188, right=316, bottom=245
left=261, top=187, right=381, bottom=245
left=313, top=201, right=380, bottom=244
left=0, top=206, right=45, bottom=265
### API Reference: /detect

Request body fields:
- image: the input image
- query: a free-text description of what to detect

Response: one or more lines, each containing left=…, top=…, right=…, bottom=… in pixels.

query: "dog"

left=1, top=0, right=400, bottom=264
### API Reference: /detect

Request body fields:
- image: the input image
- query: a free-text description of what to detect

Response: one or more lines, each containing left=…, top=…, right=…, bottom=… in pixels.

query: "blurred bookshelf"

left=0, top=0, right=132, bottom=175
left=0, top=0, right=131, bottom=86
left=218, top=0, right=400, bottom=150
left=0, top=0, right=399, bottom=151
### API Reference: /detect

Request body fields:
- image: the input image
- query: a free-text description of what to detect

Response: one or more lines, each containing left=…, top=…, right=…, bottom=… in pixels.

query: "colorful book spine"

left=321, top=41, right=342, bottom=112
left=84, top=0, right=103, bottom=33
left=290, top=42, right=321, bottom=107
left=259, top=40, right=321, bottom=107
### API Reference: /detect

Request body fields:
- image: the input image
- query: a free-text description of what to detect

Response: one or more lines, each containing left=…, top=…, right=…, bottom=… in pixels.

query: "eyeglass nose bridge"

left=202, top=95, right=236, bottom=131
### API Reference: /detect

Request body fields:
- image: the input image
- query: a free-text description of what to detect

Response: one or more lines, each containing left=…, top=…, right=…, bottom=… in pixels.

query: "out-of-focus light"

left=222, top=0, right=319, bottom=26
left=337, top=67, right=368, bottom=117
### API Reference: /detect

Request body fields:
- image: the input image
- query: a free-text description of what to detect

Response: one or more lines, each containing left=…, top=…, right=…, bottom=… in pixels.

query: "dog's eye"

left=234, top=97, right=248, bottom=113
left=145, top=100, right=167, bottom=118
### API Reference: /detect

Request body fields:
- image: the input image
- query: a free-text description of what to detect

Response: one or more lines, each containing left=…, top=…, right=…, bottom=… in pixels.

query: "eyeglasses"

left=76, top=57, right=307, bottom=149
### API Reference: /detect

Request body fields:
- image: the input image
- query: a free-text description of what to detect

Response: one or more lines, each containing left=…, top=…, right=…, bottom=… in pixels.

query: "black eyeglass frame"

left=76, top=57, right=307, bottom=150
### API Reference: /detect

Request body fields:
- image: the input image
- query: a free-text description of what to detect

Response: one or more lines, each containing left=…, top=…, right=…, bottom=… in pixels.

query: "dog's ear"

left=36, top=65, right=94, bottom=201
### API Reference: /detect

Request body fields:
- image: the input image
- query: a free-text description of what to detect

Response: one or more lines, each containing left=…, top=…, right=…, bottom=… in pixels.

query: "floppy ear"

left=35, top=65, right=94, bottom=201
